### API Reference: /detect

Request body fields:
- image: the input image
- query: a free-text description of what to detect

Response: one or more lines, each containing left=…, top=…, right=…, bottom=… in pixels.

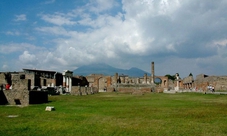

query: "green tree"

left=165, top=74, right=176, bottom=81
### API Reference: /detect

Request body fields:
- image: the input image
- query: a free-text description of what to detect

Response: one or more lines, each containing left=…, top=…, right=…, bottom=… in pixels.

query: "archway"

left=155, top=76, right=169, bottom=88
left=154, top=77, right=162, bottom=86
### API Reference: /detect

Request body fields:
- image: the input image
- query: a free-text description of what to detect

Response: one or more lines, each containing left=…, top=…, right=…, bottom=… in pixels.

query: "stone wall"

left=3, top=89, right=29, bottom=105
left=0, top=73, right=48, bottom=106
left=116, top=84, right=156, bottom=93
left=25, top=73, right=35, bottom=87
left=0, top=73, right=7, bottom=85
left=194, top=75, right=227, bottom=91
left=71, top=86, right=98, bottom=95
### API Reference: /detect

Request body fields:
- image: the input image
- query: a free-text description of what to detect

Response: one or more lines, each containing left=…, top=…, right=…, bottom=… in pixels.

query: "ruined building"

left=2, top=61, right=225, bottom=106
left=0, top=72, right=48, bottom=105
left=0, top=69, right=96, bottom=106
left=183, top=74, right=227, bottom=91
left=85, top=62, right=169, bottom=93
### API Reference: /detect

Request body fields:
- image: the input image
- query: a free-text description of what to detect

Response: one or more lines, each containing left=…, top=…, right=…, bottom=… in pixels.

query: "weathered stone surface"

left=0, top=74, right=48, bottom=106
left=3, top=89, right=29, bottom=106
left=71, top=86, right=98, bottom=96
left=45, top=106, right=55, bottom=111
left=0, top=73, right=7, bottom=85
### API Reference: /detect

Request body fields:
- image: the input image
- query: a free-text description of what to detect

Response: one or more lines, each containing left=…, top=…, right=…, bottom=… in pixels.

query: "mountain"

left=73, top=63, right=150, bottom=77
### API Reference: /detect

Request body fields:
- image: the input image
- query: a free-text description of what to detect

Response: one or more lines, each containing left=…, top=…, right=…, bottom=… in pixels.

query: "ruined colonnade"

left=62, top=70, right=73, bottom=92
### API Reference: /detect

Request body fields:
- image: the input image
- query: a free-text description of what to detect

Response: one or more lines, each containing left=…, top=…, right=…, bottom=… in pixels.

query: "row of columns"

left=114, top=61, right=155, bottom=85
left=183, top=83, right=194, bottom=89
left=62, top=70, right=73, bottom=92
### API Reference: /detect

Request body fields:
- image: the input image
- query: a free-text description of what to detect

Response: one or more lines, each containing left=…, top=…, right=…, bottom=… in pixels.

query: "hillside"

left=73, top=63, right=150, bottom=77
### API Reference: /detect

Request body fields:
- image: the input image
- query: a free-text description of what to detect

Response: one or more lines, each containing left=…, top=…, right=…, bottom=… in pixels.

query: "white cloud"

left=14, top=14, right=26, bottom=21
left=2, top=64, right=9, bottom=70
left=214, top=39, right=227, bottom=47
left=87, top=0, right=119, bottom=14
left=35, top=26, right=71, bottom=36
left=0, top=43, right=44, bottom=54
left=19, top=51, right=37, bottom=65
left=4, top=0, right=227, bottom=76
left=5, top=31, right=20, bottom=36
left=39, top=13, right=76, bottom=26
left=43, top=0, right=55, bottom=5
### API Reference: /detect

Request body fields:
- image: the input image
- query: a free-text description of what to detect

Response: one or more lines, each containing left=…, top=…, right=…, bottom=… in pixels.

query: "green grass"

left=1, top=92, right=227, bottom=136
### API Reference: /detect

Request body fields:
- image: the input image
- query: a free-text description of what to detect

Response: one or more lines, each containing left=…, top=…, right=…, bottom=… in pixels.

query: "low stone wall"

left=3, top=89, right=29, bottom=105
left=2, top=90, right=48, bottom=105
left=195, top=75, right=227, bottom=91
left=0, top=78, right=48, bottom=106
left=71, top=86, right=98, bottom=95
left=114, top=84, right=157, bottom=93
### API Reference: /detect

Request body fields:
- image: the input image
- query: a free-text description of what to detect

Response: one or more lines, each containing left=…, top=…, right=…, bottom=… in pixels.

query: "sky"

left=0, top=0, right=227, bottom=78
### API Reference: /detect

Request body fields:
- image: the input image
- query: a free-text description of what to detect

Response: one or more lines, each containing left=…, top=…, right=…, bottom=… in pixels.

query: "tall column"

left=69, top=77, right=72, bottom=92
left=115, top=73, right=118, bottom=84
left=151, top=62, right=155, bottom=84
left=63, top=75, right=66, bottom=87
left=115, top=73, right=119, bottom=92
left=144, top=73, right=147, bottom=84
left=66, top=76, right=69, bottom=92
left=62, top=70, right=73, bottom=93
left=137, top=78, right=140, bottom=84
left=175, top=73, right=179, bottom=91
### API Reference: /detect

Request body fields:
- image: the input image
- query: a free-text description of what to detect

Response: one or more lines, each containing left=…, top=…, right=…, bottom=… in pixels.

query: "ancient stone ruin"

left=0, top=72, right=48, bottom=106
left=85, top=62, right=169, bottom=93
left=1, top=61, right=227, bottom=106
left=0, top=69, right=98, bottom=106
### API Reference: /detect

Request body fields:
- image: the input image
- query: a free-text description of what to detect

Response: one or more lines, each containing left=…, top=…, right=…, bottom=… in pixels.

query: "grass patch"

left=0, top=92, right=227, bottom=136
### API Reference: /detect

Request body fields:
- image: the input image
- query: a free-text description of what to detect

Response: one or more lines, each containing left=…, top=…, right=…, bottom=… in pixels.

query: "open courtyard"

left=0, top=92, right=227, bottom=136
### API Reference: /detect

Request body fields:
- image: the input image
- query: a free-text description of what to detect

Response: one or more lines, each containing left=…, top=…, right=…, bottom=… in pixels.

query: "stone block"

left=45, top=106, right=55, bottom=111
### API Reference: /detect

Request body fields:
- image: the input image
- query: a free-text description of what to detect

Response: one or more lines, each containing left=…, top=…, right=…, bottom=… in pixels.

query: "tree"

left=165, top=74, right=176, bottom=81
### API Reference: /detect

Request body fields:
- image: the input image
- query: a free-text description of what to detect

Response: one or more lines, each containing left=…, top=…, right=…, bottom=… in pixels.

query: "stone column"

left=66, top=76, right=69, bottom=92
left=115, top=73, right=118, bottom=84
left=144, top=73, right=147, bottom=84
left=115, top=73, right=118, bottom=92
left=151, top=62, right=155, bottom=84
left=62, top=70, right=73, bottom=93
left=63, top=75, right=66, bottom=87
left=69, top=77, right=72, bottom=92
left=175, top=74, right=179, bottom=91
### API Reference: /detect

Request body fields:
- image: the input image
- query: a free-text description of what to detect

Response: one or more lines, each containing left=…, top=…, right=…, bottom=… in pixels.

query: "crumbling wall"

left=116, top=84, right=155, bottom=93
left=0, top=73, right=7, bottom=85
left=3, top=89, right=29, bottom=105
left=195, top=75, right=227, bottom=91
left=25, top=73, right=35, bottom=87
left=71, top=86, right=98, bottom=95
left=1, top=73, right=48, bottom=106
left=3, top=78, right=30, bottom=105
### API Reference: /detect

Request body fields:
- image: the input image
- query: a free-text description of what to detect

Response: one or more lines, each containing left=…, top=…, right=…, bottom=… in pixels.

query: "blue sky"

left=1, top=0, right=227, bottom=78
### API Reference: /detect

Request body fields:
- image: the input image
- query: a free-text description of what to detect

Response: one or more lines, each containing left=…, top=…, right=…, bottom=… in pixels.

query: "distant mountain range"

left=73, top=63, right=150, bottom=77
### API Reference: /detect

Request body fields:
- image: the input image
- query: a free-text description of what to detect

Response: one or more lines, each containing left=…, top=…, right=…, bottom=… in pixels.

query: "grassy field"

left=1, top=92, right=227, bottom=136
